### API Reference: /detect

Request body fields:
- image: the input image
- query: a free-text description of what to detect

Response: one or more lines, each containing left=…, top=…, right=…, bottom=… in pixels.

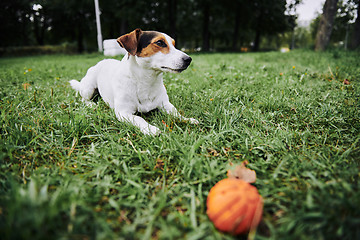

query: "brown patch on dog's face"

left=117, top=29, right=176, bottom=58
left=137, top=31, right=172, bottom=57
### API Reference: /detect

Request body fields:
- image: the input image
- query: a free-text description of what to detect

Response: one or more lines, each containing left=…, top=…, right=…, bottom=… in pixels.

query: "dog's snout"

left=183, top=56, right=192, bottom=66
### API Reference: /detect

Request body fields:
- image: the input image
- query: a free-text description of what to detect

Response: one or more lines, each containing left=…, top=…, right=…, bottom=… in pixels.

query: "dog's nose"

left=183, top=56, right=192, bottom=65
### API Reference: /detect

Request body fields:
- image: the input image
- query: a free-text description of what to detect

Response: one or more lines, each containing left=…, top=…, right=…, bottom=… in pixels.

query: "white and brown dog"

left=69, top=29, right=198, bottom=135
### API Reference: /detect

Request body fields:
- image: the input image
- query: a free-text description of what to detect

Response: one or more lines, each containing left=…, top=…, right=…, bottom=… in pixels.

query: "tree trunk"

left=21, top=12, right=30, bottom=46
left=120, top=19, right=128, bottom=35
left=33, top=14, right=41, bottom=45
left=202, top=3, right=210, bottom=51
left=315, top=0, right=339, bottom=51
left=77, top=22, right=84, bottom=53
left=33, top=13, right=45, bottom=45
left=232, top=5, right=240, bottom=51
left=253, top=28, right=261, bottom=52
left=350, top=1, right=360, bottom=49
left=252, top=4, right=264, bottom=52
left=168, top=0, right=177, bottom=42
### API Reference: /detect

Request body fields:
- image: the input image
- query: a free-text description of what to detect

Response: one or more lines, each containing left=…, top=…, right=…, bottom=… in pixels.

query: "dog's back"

left=69, top=59, right=124, bottom=106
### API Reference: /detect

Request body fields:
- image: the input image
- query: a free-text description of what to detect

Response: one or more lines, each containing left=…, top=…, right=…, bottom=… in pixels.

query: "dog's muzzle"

left=161, top=56, right=192, bottom=73
left=176, top=56, right=192, bottom=72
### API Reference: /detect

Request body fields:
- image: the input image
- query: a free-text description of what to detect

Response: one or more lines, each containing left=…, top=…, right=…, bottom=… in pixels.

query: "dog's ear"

left=117, top=28, right=142, bottom=56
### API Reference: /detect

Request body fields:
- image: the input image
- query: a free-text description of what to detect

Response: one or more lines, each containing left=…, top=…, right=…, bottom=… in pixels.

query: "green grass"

left=0, top=50, right=359, bottom=240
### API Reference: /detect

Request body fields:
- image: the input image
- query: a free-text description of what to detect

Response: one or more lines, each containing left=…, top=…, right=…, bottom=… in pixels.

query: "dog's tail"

left=69, top=79, right=81, bottom=92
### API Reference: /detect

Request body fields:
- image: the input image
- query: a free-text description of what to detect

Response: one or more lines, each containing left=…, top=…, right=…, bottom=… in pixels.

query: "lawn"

left=0, top=50, right=359, bottom=240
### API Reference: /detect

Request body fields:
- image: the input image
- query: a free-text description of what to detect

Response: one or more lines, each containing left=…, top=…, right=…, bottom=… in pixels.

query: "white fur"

left=69, top=33, right=198, bottom=135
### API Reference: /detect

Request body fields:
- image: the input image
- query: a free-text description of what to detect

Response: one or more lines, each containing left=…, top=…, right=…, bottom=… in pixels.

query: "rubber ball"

left=206, top=178, right=263, bottom=235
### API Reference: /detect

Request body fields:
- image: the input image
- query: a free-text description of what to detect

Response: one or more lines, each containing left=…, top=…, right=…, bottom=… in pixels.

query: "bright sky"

left=296, top=0, right=325, bottom=23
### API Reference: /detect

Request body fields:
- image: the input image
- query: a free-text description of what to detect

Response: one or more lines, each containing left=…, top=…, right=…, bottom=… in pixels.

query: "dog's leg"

left=115, top=111, right=161, bottom=135
left=161, top=102, right=199, bottom=124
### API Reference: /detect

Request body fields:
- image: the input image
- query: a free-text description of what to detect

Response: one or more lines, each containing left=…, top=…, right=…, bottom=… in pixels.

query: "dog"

left=69, top=28, right=198, bottom=135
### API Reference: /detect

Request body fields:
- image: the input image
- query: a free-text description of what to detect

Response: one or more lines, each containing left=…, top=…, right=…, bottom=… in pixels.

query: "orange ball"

left=206, top=178, right=263, bottom=235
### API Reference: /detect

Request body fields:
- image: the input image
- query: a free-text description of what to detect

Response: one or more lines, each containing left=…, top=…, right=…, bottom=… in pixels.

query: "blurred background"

left=0, top=0, right=359, bottom=55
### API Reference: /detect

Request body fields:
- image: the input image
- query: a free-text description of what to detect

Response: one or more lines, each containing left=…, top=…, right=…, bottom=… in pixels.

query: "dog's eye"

left=155, top=40, right=167, bottom=48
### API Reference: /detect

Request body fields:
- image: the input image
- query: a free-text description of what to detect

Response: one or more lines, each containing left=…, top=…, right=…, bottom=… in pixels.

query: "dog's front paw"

left=81, top=98, right=96, bottom=107
left=142, top=125, right=162, bottom=136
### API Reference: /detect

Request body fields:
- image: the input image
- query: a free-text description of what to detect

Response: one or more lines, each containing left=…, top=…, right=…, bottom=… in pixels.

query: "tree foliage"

left=0, top=0, right=358, bottom=52
left=312, top=0, right=359, bottom=50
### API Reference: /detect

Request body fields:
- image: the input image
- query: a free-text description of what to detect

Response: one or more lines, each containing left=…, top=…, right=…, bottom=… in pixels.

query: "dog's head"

left=117, top=29, right=192, bottom=73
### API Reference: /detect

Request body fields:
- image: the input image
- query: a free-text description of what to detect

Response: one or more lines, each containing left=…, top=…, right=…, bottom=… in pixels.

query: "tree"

left=0, top=0, right=307, bottom=52
left=286, top=0, right=302, bottom=49
left=330, top=0, right=357, bottom=48
left=46, top=0, right=96, bottom=52
left=227, top=0, right=253, bottom=50
left=201, top=0, right=210, bottom=51
left=168, top=0, right=177, bottom=42
left=350, top=0, right=360, bottom=49
left=315, top=0, right=339, bottom=51
left=0, top=0, right=33, bottom=47
left=31, top=0, right=51, bottom=45
left=251, top=0, right=291, bottom=51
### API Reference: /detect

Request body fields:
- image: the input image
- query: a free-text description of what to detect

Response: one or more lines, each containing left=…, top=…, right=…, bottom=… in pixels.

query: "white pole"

left=94, top=0, right=103, bottom=52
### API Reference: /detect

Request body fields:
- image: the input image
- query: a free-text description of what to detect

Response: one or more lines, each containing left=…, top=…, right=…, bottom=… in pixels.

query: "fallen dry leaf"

left=207, top=148, right=219, bottom=157
left=343, top=79, right=350, bottom=85
left=22, top=83, right=31, bottom=90
left=154, top=158, right=165, bottom=170
left=227, top=161, right=256, bottom=183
